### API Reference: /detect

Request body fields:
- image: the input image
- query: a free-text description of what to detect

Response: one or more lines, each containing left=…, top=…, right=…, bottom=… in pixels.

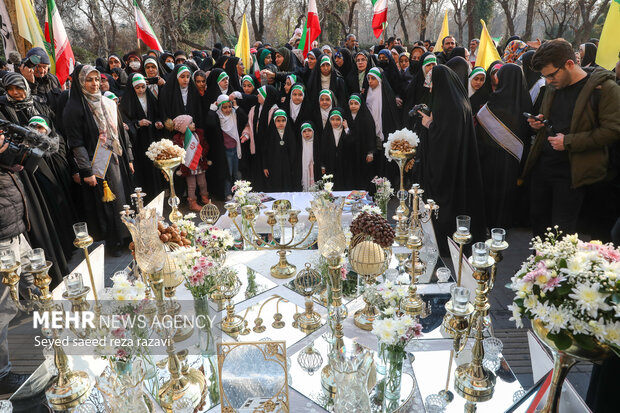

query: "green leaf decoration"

left=573, top=334, right=596, bottom=350
left=547, top=331, right=572, bottom=351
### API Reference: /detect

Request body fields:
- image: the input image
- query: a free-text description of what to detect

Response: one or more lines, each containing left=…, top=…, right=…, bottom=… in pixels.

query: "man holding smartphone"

left=521, top=39, right=620, bottom=237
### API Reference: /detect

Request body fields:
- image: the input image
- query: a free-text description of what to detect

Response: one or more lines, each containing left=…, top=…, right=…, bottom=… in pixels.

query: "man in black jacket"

left=0, top=133, right=32, bottom=396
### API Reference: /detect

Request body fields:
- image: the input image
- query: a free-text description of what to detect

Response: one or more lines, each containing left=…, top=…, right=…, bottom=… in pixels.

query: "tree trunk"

left=523, top=0, right=536, bottom=40
left=498, top=1, right=517, bottom=39
left=395, top=0, right=410, bottom=42
left=88, top=0, right=109, bottom=55
left=466, top=0, right=475, bottom=41
left=419, top=0, right=428, bottom=39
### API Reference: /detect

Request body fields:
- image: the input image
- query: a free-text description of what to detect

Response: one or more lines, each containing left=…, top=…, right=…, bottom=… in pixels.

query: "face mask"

left=129, top=61, right=141, bottom=70
left=166, top=62, right=174, bottom=70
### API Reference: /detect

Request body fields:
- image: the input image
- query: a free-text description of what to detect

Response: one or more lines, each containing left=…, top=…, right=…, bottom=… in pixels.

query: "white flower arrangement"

left=196, top=224, right=235, bottom=250
left=510, top=228, right=620, bottom=355
left=231, top=180, right=261, bottom=207
left=145, top=139, right=186, bottom=161
left=168, top=246, right=201, bottom=277
left=372, top=314, right=422, bottom=347
left=309, top=174, right=335, bottom=204
left=107, top=271, right=147, bottom=302
left=361, top=205, right=382, bottom=215
left=383, top=128, right=419, bottom=161
left=365, top=281, right=409, bottom=316
left=176, top=214, right=198, bottom=245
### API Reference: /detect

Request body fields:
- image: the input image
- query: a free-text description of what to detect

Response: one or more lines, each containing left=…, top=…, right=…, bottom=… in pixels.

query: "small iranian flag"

left=297, top=0, right=321, bottom=58
left=183, top=128, right=202, bottom=171
left=44, top=0, right=74, bottom=86
left=371, top=0, right=388, bottom=38
left=133, top=0, right=163, bottom=52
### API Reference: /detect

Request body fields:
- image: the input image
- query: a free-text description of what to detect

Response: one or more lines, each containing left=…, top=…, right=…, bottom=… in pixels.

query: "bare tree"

left=394, top=0, right=410, bottom=42
left=250, top=0, right=265, bottom=40
left=497, top=0, right=518, bottom=38
left=78, top=0, right=110, bottom=54
left=450, top=0, right=471, bottom=42
left=523, top=0, right=537, bottom=40
left=419, top=0, right=438, bottom=40
left=573, top=0, right=610, bottom=45
left=537, top=0, right=578, bottom=39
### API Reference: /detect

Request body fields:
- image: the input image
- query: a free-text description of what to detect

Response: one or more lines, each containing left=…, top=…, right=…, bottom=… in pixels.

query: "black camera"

left=0, top=119, right=57, bottom=173
left=408, top=103, right=431, bottom=118
left=146, top=77, right=159, bottom=85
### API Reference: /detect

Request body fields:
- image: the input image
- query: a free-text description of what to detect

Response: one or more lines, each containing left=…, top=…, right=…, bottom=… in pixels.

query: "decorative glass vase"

left=382, top=344, right=405, bottom=401
left=105, top=358, right=150, bottom=413
left=330, top=346, right=373, bottom=413
left=377, top=198, right=389, bottom=219
left=311, top=197, right=346, bottom=259
left=122, top=207, right=166, bottom=275
left=241, top=216, right=256, bottom=251
left=194, top=295, right=216, bottom=356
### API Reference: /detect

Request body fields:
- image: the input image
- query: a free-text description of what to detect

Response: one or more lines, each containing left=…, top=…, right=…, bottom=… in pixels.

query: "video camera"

left=0, top=119, right=58, bottom=173
left=22, top=54, right=41, bottom=69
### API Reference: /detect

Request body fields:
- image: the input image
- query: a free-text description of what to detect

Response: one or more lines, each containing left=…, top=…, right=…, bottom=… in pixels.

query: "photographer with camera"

left=0, top=132, right=33, bottom=396
left=521, top=39, right=620, bottom=238
left=19, top=48, right=62, bottom=111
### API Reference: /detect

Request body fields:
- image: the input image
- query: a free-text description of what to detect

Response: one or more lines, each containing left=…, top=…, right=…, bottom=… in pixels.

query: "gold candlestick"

left=401, top=231, right=427, bottom=317
left=154, top=157, right=183, bottom=224
left=389, top=148, right=416, bottom=217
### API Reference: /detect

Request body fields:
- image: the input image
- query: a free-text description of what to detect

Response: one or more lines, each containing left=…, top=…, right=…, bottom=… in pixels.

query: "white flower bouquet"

left=509, top=228, right=620, bottom=355
left=383, top=128, right=419, bottom=161
left=365, top=281, right=409, bottom=317
left=231, top=180, right=261, bottom=207
left=196, top=225, right=235, bottom=251
left=145, top=139, right=186, bottom=161
left=309, top=174, right=335, bottom=204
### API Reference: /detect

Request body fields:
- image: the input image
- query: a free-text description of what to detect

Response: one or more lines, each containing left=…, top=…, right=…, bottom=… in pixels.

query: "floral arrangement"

left=509, top=228, right=620, bottom=355
left=196, top=224, right=235, bottom=251
left=98, top=272, right=150, bottom=362
left=371, top=176, right=393, bottom=217
left=168, top=246, right=201, bottom=276
left=145, top=139, right=186, bottom=161
left=373, top=314, right=423, bottom=348
left=309, top=174, right=335, bottom=204
left=232, top=180, right=261, bottom=207
left=361, top=205, right=382, bottom=215
left=383, top=128, right=419, bottom=161
left=365, top=280, right=410, bottom=317
left=175, top=213, right=197, bottom=245
left=184, top=256, right=219, bottom=299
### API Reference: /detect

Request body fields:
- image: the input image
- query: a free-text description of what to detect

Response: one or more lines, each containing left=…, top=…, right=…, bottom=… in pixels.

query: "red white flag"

left=134, top=0, right=163, bottom=52
left=299, top=0, right=321, bottom=58
left=371, top=0, right=388, bottom=38
left=44, top=0, right=74, bottom=86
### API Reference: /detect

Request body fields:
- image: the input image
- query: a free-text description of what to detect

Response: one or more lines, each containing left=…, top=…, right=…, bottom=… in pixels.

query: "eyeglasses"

left=541, top=63, right=566, bottom=79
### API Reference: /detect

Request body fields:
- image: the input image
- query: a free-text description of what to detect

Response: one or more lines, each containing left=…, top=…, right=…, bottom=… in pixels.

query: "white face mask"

left=129, top=61, right=141, bottom=70
left=166, top=62, right=174, bottom=70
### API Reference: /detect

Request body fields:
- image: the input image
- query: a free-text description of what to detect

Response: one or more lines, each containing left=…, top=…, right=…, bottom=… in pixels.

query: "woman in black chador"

left=63, top=65, right=134, bottom=257
left=120, top=73, right=164, bottom=202
left=475, top=63, right=532, bottom=229
left=320, top=108, right=351, bottom=190
left=344, top=93, right=376, bottom=190
left=158, top=64, right=202, bottom=125
left=417, top=65, right=486, bottom=254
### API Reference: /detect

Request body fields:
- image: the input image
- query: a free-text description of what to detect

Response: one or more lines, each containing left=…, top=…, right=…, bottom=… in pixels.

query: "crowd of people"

left=0, top=31, right=619, bottom=396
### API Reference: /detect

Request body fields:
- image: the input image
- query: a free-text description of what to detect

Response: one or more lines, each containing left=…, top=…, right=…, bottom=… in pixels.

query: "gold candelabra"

left=388, top=148, right=416, bottom=217
left=0, top=250, right=93, bottom=411
left=407, top=184, right=439, bottom=236
left=224, top=200, right=317, bottom=279
left=453, top=216, right=473, bottom=287
left=154, top=157, right=183, bottom=224
left=400, top=229, right=428, bottom=317
left=217, top=270, right=246, bottom=338
left=453, top=244, right=496, bottom=402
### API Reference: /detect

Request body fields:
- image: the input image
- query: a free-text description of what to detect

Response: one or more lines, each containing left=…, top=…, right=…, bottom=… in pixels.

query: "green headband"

left=217, top=72, right=229, bottom=83
left=242, top=75, right=255, bottom=86
left=291, top=84, right=305, bottom=94
left=422, top=55, right=437, bottom=66
left=218, top=99, right=230, bottom=107
left=330, top=110, right=343, bottom=120
left=470, top=67, right=486, bottom=78
left=300, top=123, right=313, bottom=132
left=273, top=109, right=287, bottom=119
left=367, top=67, right=382, bottom=80
left=349, top=95, right=362, bottom=105
left=131, top=74, right=146, bottom=87
left=319, top=89, right=333, bottom=101
left=104, top=91, right=118, bottom=100
left=320, top=56, right=331, bottom=66
left=287, top=74, right=297, bottom=84
left=176, top=66, right=190, bottom=78
left=258, top=86, right=267, bottom=99
left=28, top=116, right=50, bottom=131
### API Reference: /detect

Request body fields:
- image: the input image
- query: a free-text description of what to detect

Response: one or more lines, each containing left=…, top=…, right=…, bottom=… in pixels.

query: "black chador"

left=344, top=93, right=376, bottom=190
left=320, top=108, right=351, bottom=190
left=261, top=109, right=297, bottom=192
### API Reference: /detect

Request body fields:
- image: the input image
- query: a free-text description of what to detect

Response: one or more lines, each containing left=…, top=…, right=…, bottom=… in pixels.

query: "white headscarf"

left=300, top=124, right=315, bottom=191
left=366, top=75, right=383, bottom=141
left=215, top=94, right=242, bottom=158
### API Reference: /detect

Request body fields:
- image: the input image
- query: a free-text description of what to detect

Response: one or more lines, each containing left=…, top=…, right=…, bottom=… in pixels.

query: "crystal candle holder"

left=491, top=228, right=506, bottom=247
left=436, top=267, right=451, bottom=283
left=472, top=242, right=489, bottom=266
left=452, top=286, right=470, bottom=313
left=28, top=248, right=46, bottom=270
left=425, top=394, right=447, bottom=413
left=455, top=215, right=471, bottom=236
left=64, top=273, right=84, bottom=295
left=0, top=248, right=16, bottom=270
left=73, top=222, right=89, bottom=240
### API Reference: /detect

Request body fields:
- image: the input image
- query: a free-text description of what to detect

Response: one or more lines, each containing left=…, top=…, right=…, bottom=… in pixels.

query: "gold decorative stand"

left=154, top=157, right=183, bottom=223
left=388, top=148, right=416, bottom=216
left=401, top=230, right=427, bottom=317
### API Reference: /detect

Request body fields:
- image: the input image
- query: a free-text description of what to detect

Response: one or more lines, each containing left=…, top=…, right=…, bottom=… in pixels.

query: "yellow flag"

left=15, top=0, right=47, bottom=51
left=475, top=19, right=501, bottom=70
left=596, top=0, right=620, bottom=70
left=235, top=14, right=252, bottom=75
left=434, top=11, right=450, bottom=52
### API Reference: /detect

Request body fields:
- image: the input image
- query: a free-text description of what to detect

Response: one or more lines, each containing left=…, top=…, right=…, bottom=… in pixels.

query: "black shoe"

left=0, top=372, right=30, bottom=396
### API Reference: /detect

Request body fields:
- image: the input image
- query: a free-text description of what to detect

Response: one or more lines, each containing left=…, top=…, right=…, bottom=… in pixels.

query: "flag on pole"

left=434, top=11, right=450, bottom=52
left=475, top=20, right=501, bottom=70
left=596, top=0, right=620, bottom=70
left=45, top=0, right=74, bottom=86
left=371, top=0, right=388, bottom=38
left=298, top=0, right=321, bottom=58
left=15, top=0, right=51, bottom=59
left=133, top=0, right=163, bottom=52
left=235, top=14, right=252, bottom=75
left=183, top=128, right=202, bottom=171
